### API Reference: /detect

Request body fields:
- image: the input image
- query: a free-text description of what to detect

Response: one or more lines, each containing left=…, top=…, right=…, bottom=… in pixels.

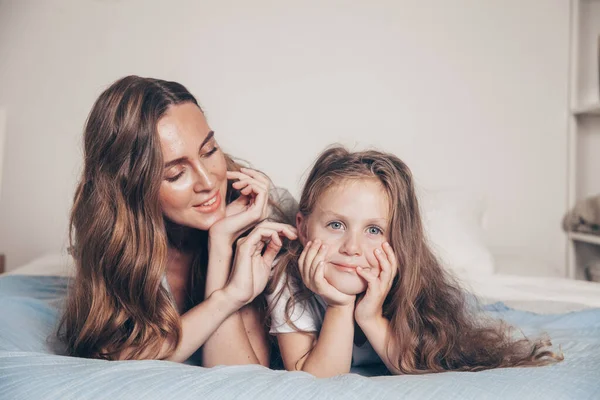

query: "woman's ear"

left=296, top=212, right=308, bottom=245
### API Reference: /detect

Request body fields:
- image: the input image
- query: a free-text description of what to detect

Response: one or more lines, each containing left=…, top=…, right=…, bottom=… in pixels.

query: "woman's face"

left=297, top=179, right=391, bottom=295
left=158, top=102, right=228, bottom=231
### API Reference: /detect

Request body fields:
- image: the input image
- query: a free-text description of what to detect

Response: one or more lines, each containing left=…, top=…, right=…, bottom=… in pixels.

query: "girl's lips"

left=331, top=262, right=357, bottom=273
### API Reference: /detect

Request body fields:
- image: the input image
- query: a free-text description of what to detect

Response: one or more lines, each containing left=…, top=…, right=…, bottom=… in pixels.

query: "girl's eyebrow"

left=163, top=131, right=214, bottom=168
left=322, top=211, right=388, bottom=224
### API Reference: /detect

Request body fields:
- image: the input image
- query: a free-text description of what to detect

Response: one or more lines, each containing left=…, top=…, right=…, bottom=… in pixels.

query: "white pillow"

left=417, top=187, right=495, bottom=277
left=4, top=252, right=75, bottom=277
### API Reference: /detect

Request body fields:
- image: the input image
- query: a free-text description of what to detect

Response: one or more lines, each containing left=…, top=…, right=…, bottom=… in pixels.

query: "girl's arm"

left=277, top=302, right=355, bottom=378
left=356, top=315, right=402, bottom=375
left=354, top=242, right=401, bottom=374
left=273, top=240, right=356, bottom=377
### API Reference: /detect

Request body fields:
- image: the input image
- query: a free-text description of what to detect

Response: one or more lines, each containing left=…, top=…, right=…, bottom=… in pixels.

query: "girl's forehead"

left=314, top=179, right=390, bottom=219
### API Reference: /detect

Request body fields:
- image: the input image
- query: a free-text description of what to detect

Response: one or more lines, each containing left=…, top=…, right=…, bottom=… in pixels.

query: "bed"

left=2, top=188, right=600, bottom=400
left=1, top=252, right=600, bottom=400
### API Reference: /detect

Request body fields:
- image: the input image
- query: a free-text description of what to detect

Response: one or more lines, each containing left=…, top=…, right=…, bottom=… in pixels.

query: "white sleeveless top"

left=266, top=272, right=383, bottom=367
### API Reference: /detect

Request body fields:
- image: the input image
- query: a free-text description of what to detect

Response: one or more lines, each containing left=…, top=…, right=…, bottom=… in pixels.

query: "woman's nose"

left=192, top=164, right=216, bottom=192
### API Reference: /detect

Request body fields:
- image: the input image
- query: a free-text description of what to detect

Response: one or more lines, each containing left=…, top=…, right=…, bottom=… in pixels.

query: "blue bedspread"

left=1, top=275, right=599, bottom=400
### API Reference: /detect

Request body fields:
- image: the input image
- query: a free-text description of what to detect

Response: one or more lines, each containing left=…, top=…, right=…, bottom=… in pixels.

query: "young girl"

left=266, top=145, right=561, bottom=377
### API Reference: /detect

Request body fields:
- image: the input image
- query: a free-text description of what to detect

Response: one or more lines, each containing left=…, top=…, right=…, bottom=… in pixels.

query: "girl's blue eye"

left=328, top=221, right=343, bottom=230
left=368, top=226, right=383, bottom=235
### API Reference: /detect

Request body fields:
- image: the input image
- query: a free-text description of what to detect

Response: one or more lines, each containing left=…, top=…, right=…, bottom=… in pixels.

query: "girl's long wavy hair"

left=269, top=145, right=562, bottom=373
left=58, top=75, right=289, bottom=360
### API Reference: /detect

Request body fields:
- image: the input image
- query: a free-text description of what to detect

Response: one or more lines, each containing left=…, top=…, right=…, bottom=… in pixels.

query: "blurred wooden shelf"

left=569, top=232, right=600, bottom=246
left=572, top=103, right=600, bottom=116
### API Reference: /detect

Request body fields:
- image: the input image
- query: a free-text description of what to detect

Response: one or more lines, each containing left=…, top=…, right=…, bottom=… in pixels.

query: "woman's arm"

left=164, top=288, right=248, bottom=363
left=203, top=222, right=297, bottom=367
left=114, top=286, right=246, bottom=362
left=240, top=302, right=270, bottom=367
left=201, top=240, right=265, bottom=367
left=277, top=303, right=355, bottom=378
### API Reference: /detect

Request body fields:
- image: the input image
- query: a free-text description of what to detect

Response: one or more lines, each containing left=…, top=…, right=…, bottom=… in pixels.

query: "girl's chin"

left=324, top=270, right=367, bottom=296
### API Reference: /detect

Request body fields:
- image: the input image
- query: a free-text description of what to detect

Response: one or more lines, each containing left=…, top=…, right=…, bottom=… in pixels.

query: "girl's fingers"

left=356, top=266, right=378, bottom=285
left=309, top=243, right=328, bottom=283
left=382, top=242, right=399, bottom=280
left=374, top=247, right=391, bottom=281
left=298, top=241, right=312, bottom=283
left=303, top=239, right=322, bottom=274
left=313, top=260, right=327, bottom=291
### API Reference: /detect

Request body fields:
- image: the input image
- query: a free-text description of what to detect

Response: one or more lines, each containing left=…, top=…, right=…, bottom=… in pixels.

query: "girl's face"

left=297, top=179, right=391, bottom=295
left=158, top=102, right=228, bottom=231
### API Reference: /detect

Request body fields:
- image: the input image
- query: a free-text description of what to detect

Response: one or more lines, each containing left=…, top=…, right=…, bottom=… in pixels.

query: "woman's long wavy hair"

left=269, top=145, right=562, bottom=373
left=58, top=75, right=287, bottom=360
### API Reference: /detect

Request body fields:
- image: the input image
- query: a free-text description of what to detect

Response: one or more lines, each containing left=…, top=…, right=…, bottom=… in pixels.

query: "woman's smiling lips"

left=192, top=190, right=221, bottom=213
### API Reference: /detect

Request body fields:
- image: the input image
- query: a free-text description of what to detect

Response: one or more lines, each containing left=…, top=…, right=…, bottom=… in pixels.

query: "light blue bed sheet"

left=1, top=275, right=599, bottom=400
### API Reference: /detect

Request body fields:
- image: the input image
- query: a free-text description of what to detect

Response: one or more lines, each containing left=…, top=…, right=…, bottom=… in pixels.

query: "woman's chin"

left=189, top=209, right=227, bottom=231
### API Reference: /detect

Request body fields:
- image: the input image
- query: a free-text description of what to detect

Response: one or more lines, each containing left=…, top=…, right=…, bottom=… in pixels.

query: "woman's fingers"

left=239, top=167, right=271, bottom=187
left=262, top=231, right=283, bottom=267
left=238, top=225, right=288, bottom=258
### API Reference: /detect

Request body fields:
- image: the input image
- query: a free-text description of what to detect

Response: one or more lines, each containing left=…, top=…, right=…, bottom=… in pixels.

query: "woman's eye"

left=367, top=226, right=383, bottom=235
left=165, top=170, right=184, bottom=182
left=328, top=221, right=344, bottom=230
left=203, top=146, right=219, bottom=157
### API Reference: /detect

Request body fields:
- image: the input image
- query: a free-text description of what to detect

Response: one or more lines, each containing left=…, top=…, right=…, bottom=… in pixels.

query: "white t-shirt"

left=266, top=273, right=383, bottom=367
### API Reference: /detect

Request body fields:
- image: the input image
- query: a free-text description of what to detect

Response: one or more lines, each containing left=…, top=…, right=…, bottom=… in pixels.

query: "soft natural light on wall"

left=0, top=108, right=5, bottom=202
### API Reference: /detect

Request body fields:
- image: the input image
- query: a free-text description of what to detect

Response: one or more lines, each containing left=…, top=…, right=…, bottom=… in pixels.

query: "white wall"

left=0, top=0, right=570, bottom=274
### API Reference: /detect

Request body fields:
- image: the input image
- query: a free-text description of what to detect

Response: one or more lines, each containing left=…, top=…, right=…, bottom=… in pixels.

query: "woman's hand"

left=208, top=167, right=272, bottom=247
left=223, top=221, right=297, bottom=306
left=298, top=240, right=355, bottom=307
left=354, top=242, right=398, bottom=324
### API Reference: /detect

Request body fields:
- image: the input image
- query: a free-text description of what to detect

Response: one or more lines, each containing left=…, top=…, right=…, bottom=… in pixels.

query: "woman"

left=58, top=75, right=297, bottom=366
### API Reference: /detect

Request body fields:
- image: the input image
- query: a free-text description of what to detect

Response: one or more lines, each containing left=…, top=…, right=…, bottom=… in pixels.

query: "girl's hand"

left=224, top=221, right=297, bottom=306
left=299, top=240, right=355, bottom=307
left=209, top=167, right=272, bottom=247
left=354, top=242, right=398, bottom=324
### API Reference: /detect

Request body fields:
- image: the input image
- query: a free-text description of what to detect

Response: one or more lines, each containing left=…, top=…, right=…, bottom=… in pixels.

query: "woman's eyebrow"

left=163, top=131, right=215, bottom=168
left=199, top=131, right=215, bottom=149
